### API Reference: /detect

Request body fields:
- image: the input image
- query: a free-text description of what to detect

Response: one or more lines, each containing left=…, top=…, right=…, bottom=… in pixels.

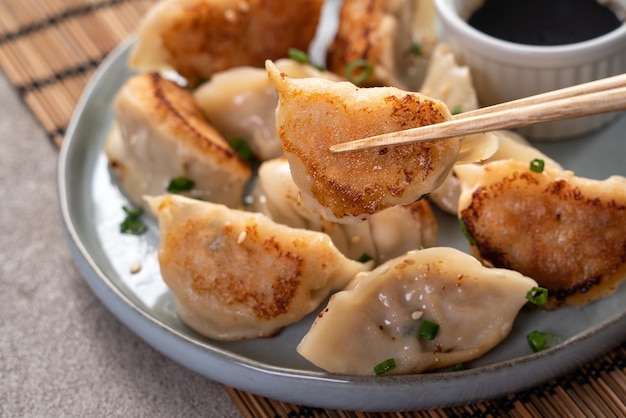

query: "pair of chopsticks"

left=330, top=73, right=626, bottom=153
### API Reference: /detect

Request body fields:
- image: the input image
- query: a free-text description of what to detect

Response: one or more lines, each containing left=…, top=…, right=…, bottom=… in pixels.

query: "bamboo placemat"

left=1, top=0, right=624, bottom=416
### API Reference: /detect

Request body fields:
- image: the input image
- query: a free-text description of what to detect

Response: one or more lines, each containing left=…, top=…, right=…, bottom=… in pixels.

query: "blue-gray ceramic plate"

left=58, top=35, right=626, bottom=413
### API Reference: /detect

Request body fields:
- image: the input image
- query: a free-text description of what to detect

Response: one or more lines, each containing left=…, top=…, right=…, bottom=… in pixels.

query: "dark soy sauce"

left=467, top=0, right=623, bottom=46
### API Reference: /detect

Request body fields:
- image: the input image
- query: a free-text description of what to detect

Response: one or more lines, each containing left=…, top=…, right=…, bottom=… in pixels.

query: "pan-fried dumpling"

left=129, top=0, right=324, bottom=84
left=266, top=60, right=462, bottom=224
left=193, top=59, right=340, bottom=161
left=420, top=44, right=478, bottom=116
left=457, top=159, right=626, bottom=309
left=145, top=194, right=369, bottom=340
left=430, top=130, right=562, bottom=214
left=326, top=0, right=415, bottom=88
left=253, top=158, right=438, bottom=263
left=297, top=247, right=537, bottom=375
left=105, top=73, right=251, bottom=209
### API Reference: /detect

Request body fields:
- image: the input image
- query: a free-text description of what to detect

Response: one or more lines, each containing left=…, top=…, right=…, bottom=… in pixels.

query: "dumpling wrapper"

left=193, top=59, right=340, bottom=161
left=457, top=159, right=626, bottom=309
left=253, top=157, right=438, bottom=264
left=419, top=43, right=478, bottom=116
left=417, top=43, right=499, bottom=165
left=106, top=73, right=250, bottom=209
left=266, top=60, right=462, bottom=224
left=297, top=247, right=537, bottom=375
left=129, top=0, right=323, bottom=84
left=146, top=194, right=369, bottom=340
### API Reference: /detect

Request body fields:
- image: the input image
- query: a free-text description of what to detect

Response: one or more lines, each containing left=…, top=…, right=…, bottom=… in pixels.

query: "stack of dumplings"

left=101, top=0, right=626, bottom=376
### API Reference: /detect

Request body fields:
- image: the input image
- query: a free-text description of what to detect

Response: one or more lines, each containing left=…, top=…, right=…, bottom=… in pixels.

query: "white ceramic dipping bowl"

left=433, top=0, right=626, bottom=140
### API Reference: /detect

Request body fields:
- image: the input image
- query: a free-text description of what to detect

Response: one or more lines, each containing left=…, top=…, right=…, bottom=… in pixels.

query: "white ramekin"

left=433, top=0, right=626, bottom=140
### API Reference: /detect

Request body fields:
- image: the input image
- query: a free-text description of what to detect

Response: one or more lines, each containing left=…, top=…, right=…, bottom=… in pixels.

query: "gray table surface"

left=0, top=74, right=242, bottom=417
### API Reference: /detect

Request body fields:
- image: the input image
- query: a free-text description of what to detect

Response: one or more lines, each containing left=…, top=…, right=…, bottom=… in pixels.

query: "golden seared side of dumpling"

left=106, top=73, right=250, bottom=209
left=266, top=61, right=461, bottom=224
left=145, top=194, right=369, bottom=341
left=326, top=0, right=415, bottom=88
left=129, top=0, right=324, bottom=84
left=457, top=160, right=626, bottom=309
left=297, top=247, right=537, bottom=375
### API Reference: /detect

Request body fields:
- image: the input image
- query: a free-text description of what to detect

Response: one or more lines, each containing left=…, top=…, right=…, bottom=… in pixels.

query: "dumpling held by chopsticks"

left=266, top=61, right=462, bottom=224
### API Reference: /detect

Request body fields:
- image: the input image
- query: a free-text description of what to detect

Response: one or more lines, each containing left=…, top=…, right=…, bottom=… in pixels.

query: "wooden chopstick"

left=330, top=74, right=626, bottom=153
left=453, top=73, right=626, bottom=120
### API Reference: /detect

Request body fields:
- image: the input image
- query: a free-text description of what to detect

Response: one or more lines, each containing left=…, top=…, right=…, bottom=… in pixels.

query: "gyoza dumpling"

left=193, top=59, right=340, bottom=161
left=146, top=194, right=369, bottom=340
left=457, top=159, right=626, bottom=309
left=105, top=73, right=251, bottom=209
left=419, top=44, right=478, bottom=116
left=297, top=247, right=537, bottom=375
left=326, top=0, right=415, bottom=88
left=129, top=0, right=324, bottom=84
left=266, top=60, right=461, bottom=224
left=430, top=130, right=562, bottom=214
left=253, top=158, right=438, bottom=263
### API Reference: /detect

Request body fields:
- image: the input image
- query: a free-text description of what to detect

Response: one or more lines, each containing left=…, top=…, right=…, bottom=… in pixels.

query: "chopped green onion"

left=452, top=364, right=465, bottom=371
left=527, top=330, right=558, bottom=352
left=345, top=59, right=373, bottom=85
left=530, top=158, right=545, bottom=173
left=167, top=177, right=195, bottom=194
left=410, top=42, right=422, bottom=57
left=451, top=105, right=463, bottom=115
left=373, top=358, right=396, bottom=375
left=526, top=286, right=549, bottom=306
left=358, top=253, right=373, bottom=263
left=418, top=320, right=439, bottom=341
left=120, top=206, right=148, bottom=235
left=288, top=48, right=309, bottom=64
left=458, top=217, right=476, bottom=245
left=228, top=137, right=254, bottom=161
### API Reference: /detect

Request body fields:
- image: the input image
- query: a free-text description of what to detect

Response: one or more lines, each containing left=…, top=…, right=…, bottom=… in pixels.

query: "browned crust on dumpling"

left=327, top=0, right=383, bottom=81
left=116, top=73, right=250, bottom=174
left=279, top=88, right=457, bottom=219
left=150, top=195, right=367, bottom=340
left=459, top=166, right=626, bottom=309
left=326, top=0, right=408, bottom=87
left=160, top=216, right=304, bottom=321
left=159, top=0, right=323, bottom=83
